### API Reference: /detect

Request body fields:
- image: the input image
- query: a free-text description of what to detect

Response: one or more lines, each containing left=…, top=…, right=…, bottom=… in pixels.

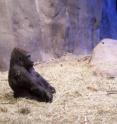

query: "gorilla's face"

left=10, top=48, right=34, bottom=69
left=22, top=53, right=34, bottom=69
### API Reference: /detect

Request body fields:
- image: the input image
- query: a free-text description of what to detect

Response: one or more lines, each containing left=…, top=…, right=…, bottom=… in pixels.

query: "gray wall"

left=0, top=0, right=116, bottom=71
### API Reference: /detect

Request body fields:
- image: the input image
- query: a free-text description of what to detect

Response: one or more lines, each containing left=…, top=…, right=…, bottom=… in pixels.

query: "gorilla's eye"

left=19, top=56, right=22, bottom=61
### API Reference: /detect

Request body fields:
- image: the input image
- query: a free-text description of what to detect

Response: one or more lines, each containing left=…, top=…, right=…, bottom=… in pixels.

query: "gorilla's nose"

left=27, top=54, right=31, bottom=58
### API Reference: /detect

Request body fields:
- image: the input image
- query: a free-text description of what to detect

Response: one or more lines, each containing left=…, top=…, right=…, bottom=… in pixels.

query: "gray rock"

left=90, top=39, right=117, bottom=78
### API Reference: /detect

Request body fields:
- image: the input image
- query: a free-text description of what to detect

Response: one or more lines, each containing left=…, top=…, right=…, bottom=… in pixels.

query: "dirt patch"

left=0, top=54, right=117, bottom=124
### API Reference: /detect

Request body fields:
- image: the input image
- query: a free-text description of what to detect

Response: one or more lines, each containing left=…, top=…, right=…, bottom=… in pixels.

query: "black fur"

left=8, top=48, right=56, bottom=102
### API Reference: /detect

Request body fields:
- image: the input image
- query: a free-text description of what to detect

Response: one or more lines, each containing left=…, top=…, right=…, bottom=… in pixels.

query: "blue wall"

left=100, top=0, right=117, bottom=39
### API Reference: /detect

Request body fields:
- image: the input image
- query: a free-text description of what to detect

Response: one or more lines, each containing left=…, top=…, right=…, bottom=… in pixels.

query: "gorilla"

left=8, top=48, right=56, bottom=102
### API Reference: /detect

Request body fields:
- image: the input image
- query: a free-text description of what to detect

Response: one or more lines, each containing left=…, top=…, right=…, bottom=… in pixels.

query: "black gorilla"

left=8, top=48, right=56, bottom=102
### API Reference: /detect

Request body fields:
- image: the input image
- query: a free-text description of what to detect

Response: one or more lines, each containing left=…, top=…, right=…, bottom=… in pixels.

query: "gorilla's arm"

left=13, top=65, right=53, bottom=102
left=29, top=68, right=56, bottom=93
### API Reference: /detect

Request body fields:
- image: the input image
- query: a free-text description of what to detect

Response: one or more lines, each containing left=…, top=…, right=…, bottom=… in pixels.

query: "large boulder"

left=90, top=39, right=117, bottom=78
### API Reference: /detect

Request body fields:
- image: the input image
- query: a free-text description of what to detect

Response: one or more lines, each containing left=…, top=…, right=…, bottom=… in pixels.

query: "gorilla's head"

left=10, top=48, right=34, bottom=69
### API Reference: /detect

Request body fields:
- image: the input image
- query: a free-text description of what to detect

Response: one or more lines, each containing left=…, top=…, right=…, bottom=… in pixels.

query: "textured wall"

left=0, top=0, right=112, bottom=71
